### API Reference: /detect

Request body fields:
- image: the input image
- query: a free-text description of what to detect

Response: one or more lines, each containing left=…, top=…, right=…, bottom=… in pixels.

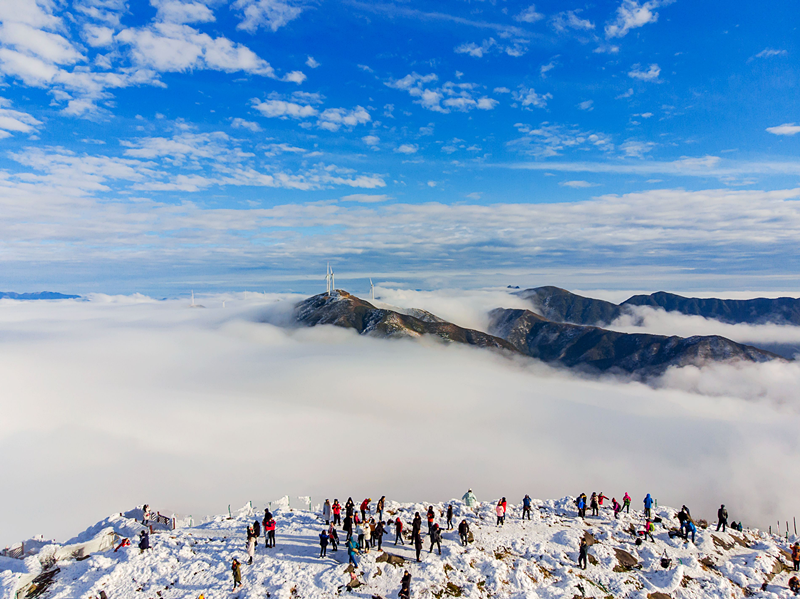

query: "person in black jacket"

left=399, top=570, right=411, bottom=599
left=578, top=539, right=588, bottom=570
left=717, top=505, right=728, bottom=532
left=138, top=530, right=150, bottom=553
left=458, top=520, right=470, bottom=546
left=446, top=504, right=454, bottom=530
left=374, top=521, right=386, bottom=551
left=343, top=514, right=353, bottom=541
left=253, top=519, right=261, bottom=538
left=412, top=512, right=422, bottom=538
left=413, top=530, right=423, bottom=562
left=429, top=524, right=442, bottom=555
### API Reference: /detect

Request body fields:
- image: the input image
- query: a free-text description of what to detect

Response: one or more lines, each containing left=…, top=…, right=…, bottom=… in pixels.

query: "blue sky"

left=1, top=0, right=799, bottom=295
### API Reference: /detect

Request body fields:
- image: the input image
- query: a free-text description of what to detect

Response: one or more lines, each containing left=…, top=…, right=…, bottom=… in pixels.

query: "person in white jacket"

left=462, top=489, right=477, bottom=507
left=322, top=499, right=332, bottom=524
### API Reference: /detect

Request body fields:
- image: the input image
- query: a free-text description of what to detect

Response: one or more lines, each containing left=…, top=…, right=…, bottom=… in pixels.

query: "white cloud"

left=755, top=48, right=787, bottom=59
left=454, top=37, right=528, bottom=58
left=512, top=86, right=552, bottom=109
left=231, top=117, right=261, bottom=131
left=232, top=0, right=304, bottom=33
left=550, top=10, right=594, bottom=33
left=559, top=180, right=598, bottom=188
left=766, top=123, right=800, bottom=136
left=515, top=5, right=544, bottom=23
left=493, top=86, right=511, bottom=93
left=305, top=56, right=319, bottom=68
left=0, top=98, right=42, bottom=137
left=282, top=70, right=306, bottom=84
left=252, top=98, right=316, bottom=118
left=466, top=192, right=482, bottom=200
left=578, top=100, right=594, bottom=111
left=605, top=0, right=672, bottom=39
left=340, top=194, right=391, bottom=203
left=395, top=143, right=418, bottom=154
left=251, top=97, right=369, bottom=131
left=508, top=123, right=614, bottom=157
left=362, top=135, right=380, bottom=146
left=386, top=73, right=498, bottom=114
left=619, top=140, right=656, bottom=157
left=151, top=0, right=216, bottom=25
left=616, top=88, right=634, bottom=98
left=540, top=61, right=556, bottom=77
left=628, top=63, right=660, bottom=81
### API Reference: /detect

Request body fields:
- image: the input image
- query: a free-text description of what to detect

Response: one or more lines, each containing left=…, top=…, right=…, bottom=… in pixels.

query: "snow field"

left=3, top=497, right=799, bottom=599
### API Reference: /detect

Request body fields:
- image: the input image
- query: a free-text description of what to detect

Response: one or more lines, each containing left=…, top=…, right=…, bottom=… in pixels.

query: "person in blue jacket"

left=643, top=494, right=653, bottom=519
left=522, top=495, right=532, bottom=520
left=347, top=535, right=360, bottom=567
left=685, top=519, right=697, bottom=543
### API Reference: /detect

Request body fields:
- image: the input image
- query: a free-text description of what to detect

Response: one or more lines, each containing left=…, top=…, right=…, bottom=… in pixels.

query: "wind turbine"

left=325, top=263, right=331, bottom=295
left=370, top=278, right=375, bottom=301
left=330, top=267, right=335, bottom=293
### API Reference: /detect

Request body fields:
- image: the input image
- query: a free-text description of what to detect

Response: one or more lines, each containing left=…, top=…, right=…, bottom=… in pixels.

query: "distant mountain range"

left=517, top=286, right=800, bottom=326
left=0, top=291, right=80, bottom=300
left=290, top=290, right=783, bottom=378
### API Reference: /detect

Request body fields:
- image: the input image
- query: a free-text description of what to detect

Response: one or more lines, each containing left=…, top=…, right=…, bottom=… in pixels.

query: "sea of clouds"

left=1, top=288, right=800, bottom=547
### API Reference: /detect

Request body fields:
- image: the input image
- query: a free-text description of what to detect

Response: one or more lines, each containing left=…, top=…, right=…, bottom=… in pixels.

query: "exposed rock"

left=583, top=531, right=597, bottom=546
left=613, top=548, right=638, bottom=570
left=375, top=553, right=405, bottom=566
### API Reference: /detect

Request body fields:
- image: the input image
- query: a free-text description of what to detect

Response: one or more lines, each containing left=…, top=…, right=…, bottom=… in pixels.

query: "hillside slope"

left=3, top=498, right=796, bottom=599
left=489, top=308, right=780, bottom=375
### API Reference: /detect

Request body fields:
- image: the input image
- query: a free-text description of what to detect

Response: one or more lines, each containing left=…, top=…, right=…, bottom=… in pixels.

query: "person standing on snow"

left=360, top=498, right=371, bottom=523
left=138, top=530, right=150, bottom=553
left=356, top=521, right=365, bottom=551
left=612, top=498, right=621, bottom=520
left=429, top=523, right=442, bottom=555
left=495, top=501, right=505, bottom=526
left=576, top=494, right=586, bottom=519
left=265, top=516, right=276, bottom=548
left=413, top=530, right=423, bottom=562
left=319, top=529, right=329, bottom=558
left=590, top=493, right=599, bottom=517
left=399, top=570, right=411, bottom=599
left=685, top=518, right=696, bottom=543
left=362, top=520, right=371, bottom=553
left=246, top=526, right=256, bottom=564
left=426, top=506, right=435, bottom=533
left=792, top=543, right=800, bottom=571
left=262, top=510, right=271, bottom=547
left=377, top=496, right=386, bottom=522
left=231, top=558, right=242, bottom=590
left=716, top=505, right=728, bottom=532
left=458, top=520, right=470, bottom=546
left=253, top=519, right=261, bottom=539
left=412, top=512, right=422, bottom=539
left=328, top=523, right=339, bottom=551
left=623, top=493, right=631, bottom=514
left=346, top=535, right=360, bottom=568
left=332, top=499, right=342, bottom=526
left=343, top=513, right=353, bottom=541
left=643, top=494, right=653, bottom=519
left=446, top=504, right=454, bottom=530
left=462, top=489, right=477, bottom=508
left=345, top=498, right=355, bottom=519
left=374, top=520, right=386, bottom=551
left=394, top=516, right=405, bottom=545
left=522, top=495, right=532, bottom=520
left=643, top=519, right=655, bottom=542
left=323, top=499, right=332, bottom=524
left=578, top=538, right=588, bottom=570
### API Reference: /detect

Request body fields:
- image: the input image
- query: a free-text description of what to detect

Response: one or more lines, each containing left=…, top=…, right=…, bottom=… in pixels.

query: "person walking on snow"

left=522, top=495, right=532, bottom=520
left=458, top=520, right=470, bottom=546
left=643, top=494, right=653, bottom=519
left=377, top=496, right=386, bottom=522
left=685, top=518, right=696, bottom=543
left=612, top=498, right=621, bottom=520
left=394, top=516, right=405, bottom=545
left=319, top=529, right=329, bottom=558
left=332, top=499, right=342, bottom=526
left=643, top=519, right=655, bottom=542
left=716, top=505, right=728, bottom=532
left=231, top=558, right=242, bottom=590
left=623, top=493, right=631, bottom=514
left=246, top=526, right=256, bottom=565
left=578, top=538, right=588, bottom=570
left=429, top=523, right=442, bottom=555
left=446, top=504, right=454, bottom=530
left=462, top=489, right=477, bottom=508
left=399, top=570, right=412, bottom=599
left=323, top=499, right=332, bottom=524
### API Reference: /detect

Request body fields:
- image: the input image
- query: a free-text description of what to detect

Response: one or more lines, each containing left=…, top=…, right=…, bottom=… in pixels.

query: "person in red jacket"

left=332, top=500, right=342, bottom=526
left=265, top=517, right=276, bottom=548
left=394, top=517, right=405, bottom=545
left=360, top=498, right=371, bottom=523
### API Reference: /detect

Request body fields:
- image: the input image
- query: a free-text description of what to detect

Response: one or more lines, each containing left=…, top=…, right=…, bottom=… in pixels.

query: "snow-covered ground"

left=3, top=497, right=798, bottom=599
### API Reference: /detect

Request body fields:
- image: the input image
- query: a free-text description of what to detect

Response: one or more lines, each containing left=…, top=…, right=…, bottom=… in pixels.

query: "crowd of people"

left=209, top=490, right=797, bottom=596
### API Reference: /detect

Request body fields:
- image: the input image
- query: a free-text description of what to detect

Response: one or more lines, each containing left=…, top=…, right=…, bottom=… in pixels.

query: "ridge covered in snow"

left=3, top=496, right=798, bottom=599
